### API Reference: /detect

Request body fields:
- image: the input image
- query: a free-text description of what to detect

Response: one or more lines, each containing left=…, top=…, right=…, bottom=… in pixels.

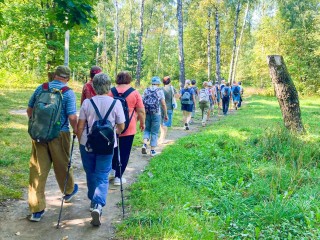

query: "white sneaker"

left=150, top=150, right=159, bottom=157
left=108, top=169, right=116, bottom=180
left=142, top=144, right=147, bottom=154
left=114, top=177, right=127, bottom=186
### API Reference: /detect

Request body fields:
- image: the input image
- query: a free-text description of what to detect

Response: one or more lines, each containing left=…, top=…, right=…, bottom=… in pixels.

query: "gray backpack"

left=28, top=82, right=70, bottom=142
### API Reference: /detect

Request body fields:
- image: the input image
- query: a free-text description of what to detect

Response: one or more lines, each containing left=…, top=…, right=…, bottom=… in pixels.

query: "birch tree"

left=232, top=0, right=250, bottom=83
left=215, top=5, right=221, bottom=83
left=227, top=0, right=241, bottom=84
left=114, top=0, right=119, bottom=78
left=136, top=0, right=145, bottom=86
left=177, top=0, right=186, bottom=87
left=207, top=8, right=212, bottom=81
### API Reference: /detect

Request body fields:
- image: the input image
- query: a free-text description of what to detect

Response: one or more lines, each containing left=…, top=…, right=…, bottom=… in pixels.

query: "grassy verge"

left=116, top=95, right=320, bottom=239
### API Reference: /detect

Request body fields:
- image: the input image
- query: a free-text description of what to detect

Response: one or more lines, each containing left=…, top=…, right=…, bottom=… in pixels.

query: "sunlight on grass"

left=116, top=95, right=320, bottom=239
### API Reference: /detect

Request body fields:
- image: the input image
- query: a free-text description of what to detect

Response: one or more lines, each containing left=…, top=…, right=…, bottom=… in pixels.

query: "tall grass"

left=116, top=95, right=320, bottom=239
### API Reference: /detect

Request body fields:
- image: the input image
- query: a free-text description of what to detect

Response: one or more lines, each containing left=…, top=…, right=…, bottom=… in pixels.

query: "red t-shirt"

left=81, top=81, right=96, bottom=105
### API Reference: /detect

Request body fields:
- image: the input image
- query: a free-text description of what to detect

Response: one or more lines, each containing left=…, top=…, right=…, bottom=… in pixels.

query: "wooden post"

left=267, top=55, right=305, bottom=133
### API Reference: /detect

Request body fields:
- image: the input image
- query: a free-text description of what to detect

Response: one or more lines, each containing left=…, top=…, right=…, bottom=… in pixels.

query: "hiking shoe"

left=30, top=210, right=45, bottom=222
left=90, top=201, right=95, bottom=212
left=150, top=150, right=159, bottom=157
left=142, top=144, right=147, bottom=154
left=91, top=204, right=102, bottom=226
left=108, top=169, right=116, bottom=180
left=64, top=183, right=78, bottom=203
left=114, top=177, right=127, bottom=186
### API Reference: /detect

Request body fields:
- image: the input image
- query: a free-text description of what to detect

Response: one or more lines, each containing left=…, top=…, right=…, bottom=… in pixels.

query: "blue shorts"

left=181, top=103, right=193, bottom=112
left=162, top=110, right=173, bottom=127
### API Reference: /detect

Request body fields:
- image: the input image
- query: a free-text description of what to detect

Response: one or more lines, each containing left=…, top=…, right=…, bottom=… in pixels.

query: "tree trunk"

left=232, top=0, right=249, bottom=83
left=156, top=8, right=166, bottom=74
left=267, top=55, right=305, bottom=133
left=64, top=30, right=70, bottom=67
left=114, top=0, right=119, bottom=78
left=177, top=0, right=186, bottom=87
left=136, top=0, right=145, bottom=87
left=102, top=3, right=108, bottom=71
left=96, top=27, right=100, bottom=65
left=228, top=0, right=241, bottom=84
left=215, top=7, right=221, bottom=84
left=207, top=8, right=212, bottom=81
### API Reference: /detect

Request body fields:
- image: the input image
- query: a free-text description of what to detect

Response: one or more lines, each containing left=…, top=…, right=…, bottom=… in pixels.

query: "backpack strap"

left=102, top=99, right=117, bottom=123
left=42, top=82, right=49, bottom=91
left=60, top=86, right=70, bottom=93
left=90, top=99, right=103, bottom=120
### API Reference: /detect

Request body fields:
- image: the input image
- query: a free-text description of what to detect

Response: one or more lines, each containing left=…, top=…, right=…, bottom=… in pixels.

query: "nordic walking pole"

left=56, top=134, right=76, bottom=229
left=117, top=136, right=125, bottom=219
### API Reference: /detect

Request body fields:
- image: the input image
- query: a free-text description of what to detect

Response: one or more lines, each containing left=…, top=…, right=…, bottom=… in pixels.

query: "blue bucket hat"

left=151, top=76, right=161, bottom=85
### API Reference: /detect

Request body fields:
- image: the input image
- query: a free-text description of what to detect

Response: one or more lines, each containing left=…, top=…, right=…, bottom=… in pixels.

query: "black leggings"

left=112, top=135, right=134, bottom=178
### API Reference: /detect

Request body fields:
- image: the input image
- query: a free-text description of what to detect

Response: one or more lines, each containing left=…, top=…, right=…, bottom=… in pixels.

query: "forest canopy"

left=0, top=0, right=319, bottom=94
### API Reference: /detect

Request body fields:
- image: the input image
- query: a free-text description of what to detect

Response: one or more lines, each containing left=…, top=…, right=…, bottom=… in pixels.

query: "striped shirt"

left=28, top=80, right=77, bottom=132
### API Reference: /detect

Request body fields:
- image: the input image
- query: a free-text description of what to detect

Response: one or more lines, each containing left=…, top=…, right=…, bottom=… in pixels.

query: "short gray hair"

left=93, top=73, right=111, bottom=95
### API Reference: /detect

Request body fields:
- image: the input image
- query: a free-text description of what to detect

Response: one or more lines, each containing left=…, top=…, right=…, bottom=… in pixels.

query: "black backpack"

left=110, top=87, right=135, bottom=134
left=85, top=99, right=116, bottom=155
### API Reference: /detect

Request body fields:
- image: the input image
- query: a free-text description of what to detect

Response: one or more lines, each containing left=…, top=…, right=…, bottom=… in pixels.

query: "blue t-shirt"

left=221, top=87, right=231, bottom=97
left=28, top=80, right=77, bottom=132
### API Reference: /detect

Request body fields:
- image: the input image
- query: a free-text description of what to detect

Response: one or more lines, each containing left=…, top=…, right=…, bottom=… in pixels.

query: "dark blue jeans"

left=222, top=96, right=230, bottom=114
left=80, top=145, right=112, bottom=207
left=238, top=96, right=242, bottom=107
left=112, top=135, right=134, bottom=178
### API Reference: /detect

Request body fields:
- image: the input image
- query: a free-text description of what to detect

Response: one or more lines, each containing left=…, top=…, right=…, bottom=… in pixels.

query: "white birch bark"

left=136, top=0, right=145, bottom=86
left=227, top=0, right=241, bottom=84
left=177, top=0, right=186, bottom=87
left=232, top=0, right=250, bottom=83
left=215, top=6, right=221, bottom=83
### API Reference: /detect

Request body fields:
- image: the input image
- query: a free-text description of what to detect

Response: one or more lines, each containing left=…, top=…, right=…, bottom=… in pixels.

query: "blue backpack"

left=143, top=88, right=160, bottom=114
left=233, top=86, right=240, bottom=95
left=181, top=89, right=193, bottom=105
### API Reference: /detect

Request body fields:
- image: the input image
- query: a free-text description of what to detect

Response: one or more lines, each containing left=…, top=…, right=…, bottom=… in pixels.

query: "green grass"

left=116, top=95, right=320, bottom=239
left=1, top=85, right=319, bottom=238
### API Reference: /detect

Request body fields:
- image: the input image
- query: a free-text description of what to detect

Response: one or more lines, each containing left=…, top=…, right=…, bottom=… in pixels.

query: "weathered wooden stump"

left=267, top=55, right=305, bottom=133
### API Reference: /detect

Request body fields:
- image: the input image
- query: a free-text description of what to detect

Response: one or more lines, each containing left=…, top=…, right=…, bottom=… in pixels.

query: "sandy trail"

left=0, top=108, right=230, bottom=240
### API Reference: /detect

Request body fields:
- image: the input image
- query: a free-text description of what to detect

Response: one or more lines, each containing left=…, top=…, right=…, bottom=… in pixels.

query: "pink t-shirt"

left=108, top=86, right=144, bottom=137
left=79, top=95, right=125, bottom=147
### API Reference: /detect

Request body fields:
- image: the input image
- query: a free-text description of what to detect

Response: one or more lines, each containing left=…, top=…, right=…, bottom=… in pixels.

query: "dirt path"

left=0, top=109, right=234, bottom=240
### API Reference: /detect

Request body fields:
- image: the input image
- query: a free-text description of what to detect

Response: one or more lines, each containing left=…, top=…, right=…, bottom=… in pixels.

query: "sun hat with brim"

left=55, top=66, right=71, bottom=79
left=151, top=76, right=161, bottom=85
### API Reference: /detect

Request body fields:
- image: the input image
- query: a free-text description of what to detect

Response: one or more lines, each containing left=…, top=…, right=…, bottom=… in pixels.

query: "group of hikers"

left=26, top=65, right=243, bottom=227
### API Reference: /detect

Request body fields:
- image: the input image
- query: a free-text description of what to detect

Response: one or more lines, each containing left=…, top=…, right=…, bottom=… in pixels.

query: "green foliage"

left=115, top=95, right=320, bottom=239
